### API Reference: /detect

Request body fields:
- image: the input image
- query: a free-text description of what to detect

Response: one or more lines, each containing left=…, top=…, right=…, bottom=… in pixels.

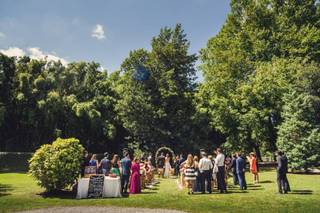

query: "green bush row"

left=0, top=152, right=33, bottom=172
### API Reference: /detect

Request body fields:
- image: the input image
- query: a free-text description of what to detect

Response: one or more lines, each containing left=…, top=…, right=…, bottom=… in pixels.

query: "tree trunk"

left=254, top=144, right=262, bottom=162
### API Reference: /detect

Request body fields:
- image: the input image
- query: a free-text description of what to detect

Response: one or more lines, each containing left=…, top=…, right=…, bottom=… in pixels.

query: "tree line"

left=1, top=0, right=319, bottom=169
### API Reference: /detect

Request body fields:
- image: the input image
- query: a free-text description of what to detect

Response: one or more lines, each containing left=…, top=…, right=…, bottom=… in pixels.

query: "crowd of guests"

left=159, top=148, right=290, bottom=195
left=81, top=151, right=156, bottom=195
left=81, top=148, right=291, bottom=196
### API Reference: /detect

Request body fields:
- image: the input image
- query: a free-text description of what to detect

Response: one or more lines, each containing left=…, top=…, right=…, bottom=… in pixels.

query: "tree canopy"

left=198, top=0, right=320, bottom=168
left=1, top=1, right=320, bottom=169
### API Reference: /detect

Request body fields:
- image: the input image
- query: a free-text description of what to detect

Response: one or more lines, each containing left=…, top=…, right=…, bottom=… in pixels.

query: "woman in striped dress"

left=184, top=154, right=196, bottom=194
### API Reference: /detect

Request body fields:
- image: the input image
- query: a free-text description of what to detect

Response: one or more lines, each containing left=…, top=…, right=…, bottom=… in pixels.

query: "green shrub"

left=29, top=137, right=84, bottom=192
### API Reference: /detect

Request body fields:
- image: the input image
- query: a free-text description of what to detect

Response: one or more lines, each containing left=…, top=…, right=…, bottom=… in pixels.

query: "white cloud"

left=0, top=47, right=25, bottom=57
left=91, top=24, right=105, bottom=40
left=0, top=46, right=68, bottom=65
left=0, top=32, right=5, bottom=39
left=28, top=47, right=68, bottom=65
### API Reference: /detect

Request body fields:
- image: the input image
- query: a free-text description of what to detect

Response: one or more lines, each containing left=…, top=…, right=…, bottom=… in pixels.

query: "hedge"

left=0, top=152, right=33, bottom=172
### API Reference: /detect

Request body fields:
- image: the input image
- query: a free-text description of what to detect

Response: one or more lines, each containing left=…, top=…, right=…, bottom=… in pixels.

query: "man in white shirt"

left=199, top=152, right=213, bottom=194
left=215, top=148, right=227, bottom=193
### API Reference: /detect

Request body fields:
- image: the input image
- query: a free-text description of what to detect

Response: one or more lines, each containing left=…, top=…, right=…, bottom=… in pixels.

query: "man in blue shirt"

left=120, top=152, right=132, bottom=194
left=100, top=152, right=111, bottom=175
left=236, top=152, right=247, bottom=190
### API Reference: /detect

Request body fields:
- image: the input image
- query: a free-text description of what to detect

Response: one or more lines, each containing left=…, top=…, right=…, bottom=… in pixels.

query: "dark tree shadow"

left=0, top=183, right=14, bottom=197
left=290, top=190, right=313, bottom=195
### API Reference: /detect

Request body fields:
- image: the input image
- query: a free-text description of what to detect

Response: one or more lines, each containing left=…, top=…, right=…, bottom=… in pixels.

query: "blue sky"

left=0, top=0, right=230, bottom=80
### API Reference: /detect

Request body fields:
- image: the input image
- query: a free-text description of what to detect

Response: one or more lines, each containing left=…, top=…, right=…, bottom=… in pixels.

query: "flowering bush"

left=29, top=138, right=84, bottom=192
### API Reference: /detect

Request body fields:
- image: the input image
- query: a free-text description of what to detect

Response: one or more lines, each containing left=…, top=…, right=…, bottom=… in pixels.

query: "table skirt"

left=77, top=176, right=122, bottom=199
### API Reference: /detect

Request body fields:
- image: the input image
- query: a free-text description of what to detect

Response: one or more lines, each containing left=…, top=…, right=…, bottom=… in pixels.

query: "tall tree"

left=277, top=61, right=320, bottom=170
left=116, top=24, right=200, bottom=152
left=198, top=0, right=320, bottom=156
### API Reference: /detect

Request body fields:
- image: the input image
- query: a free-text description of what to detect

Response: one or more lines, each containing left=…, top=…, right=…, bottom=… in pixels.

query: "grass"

left=0, top=170, right=319, bottom=213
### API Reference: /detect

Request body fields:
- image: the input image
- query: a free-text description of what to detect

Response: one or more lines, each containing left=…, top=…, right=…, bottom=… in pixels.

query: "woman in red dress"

left=247, top=153, right=259, bottom=184
left=130, top=157, right=141, bottom=194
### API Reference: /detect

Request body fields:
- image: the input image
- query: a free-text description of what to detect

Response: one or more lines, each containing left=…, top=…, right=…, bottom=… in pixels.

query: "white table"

left=77, top=176, right=122, bottom=199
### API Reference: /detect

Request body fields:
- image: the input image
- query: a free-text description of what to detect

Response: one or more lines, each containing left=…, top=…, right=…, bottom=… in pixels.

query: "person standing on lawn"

left=184, top=154, right=196, bottom=194
left=174, top=155, right=180, bottom=176
left=110, top=154, right=121, bottom=177
left=215, top=148, right=227, bottom=193
left=89, top=154, right=98, bottom=174
left=276, top=151, right=290, bottom=194
left=157, top=152, right=165, bottom=178
left=80, top=150, right=90, bottom=177
left=193, top=155, right=201, bottom=192
left=236, top=152, right=247, bottom=190
left=130, top=157, right=141, bottom=194
left=164, top=153, right=172, bottom=178
left=199, top=152, right=213, bottom=194
left=99, top=152, right=111, bottom=176
left=230, top=153, right=239, bottom=185
left=247, top=152, right=259, bottom=184
left=120, top=151, right=132, bottom=194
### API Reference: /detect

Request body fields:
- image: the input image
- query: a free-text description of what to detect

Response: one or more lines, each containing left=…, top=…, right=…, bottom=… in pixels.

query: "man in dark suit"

left=277, top=151, right=290, bottom=194
left=236, top=152, right=247, bottom=190
left=157, top=152, right=165, bottom=178
left=80, top=150, right=90, bottom=177
left=178, top=154, right=185, bottom=171
left=230, top=154, right=239, bottom=185
left=120, top=151, right=132, bottom=194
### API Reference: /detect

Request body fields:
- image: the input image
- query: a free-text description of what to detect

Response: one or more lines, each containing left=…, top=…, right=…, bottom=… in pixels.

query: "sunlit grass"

left=0, top=170, right=319, bottom=213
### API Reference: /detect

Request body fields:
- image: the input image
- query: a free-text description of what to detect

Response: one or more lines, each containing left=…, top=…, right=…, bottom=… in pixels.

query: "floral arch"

left=155, top=146, right=175, bottom=164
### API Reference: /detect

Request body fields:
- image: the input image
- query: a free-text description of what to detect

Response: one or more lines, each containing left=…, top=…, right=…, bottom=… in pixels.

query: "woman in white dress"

left=164, top=153, right=172, bottom=178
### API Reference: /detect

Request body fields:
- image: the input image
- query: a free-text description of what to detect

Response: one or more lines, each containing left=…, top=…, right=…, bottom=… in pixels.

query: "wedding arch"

left=155, top=146, right=175, bottom=164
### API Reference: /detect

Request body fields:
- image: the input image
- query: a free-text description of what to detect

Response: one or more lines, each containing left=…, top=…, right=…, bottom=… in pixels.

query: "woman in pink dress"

left=130, top=157, right=141, bottom=194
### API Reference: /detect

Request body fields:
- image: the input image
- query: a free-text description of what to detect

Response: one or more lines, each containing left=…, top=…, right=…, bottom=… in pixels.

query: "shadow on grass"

left=190, top=190, right=249, bottom=195
left=0, top=170, right=27, bottom=174
left=258, top=167, right=276, bottom=172
left=246, top=188, right=263, bottom=191
left=139, top=191, right=157, bottom=194
left=225, top=190, right=249, bottom=194
left=38, top=190, right=76, bottom=199
left=290, top=190, right=313, bottom=195
left=246, top=184, right=262, bottom=188
left=259, top=180, right=273, bottom=183
left=146, top=187, right=159, bottom=191
left=0, top=183, right=14, bottom=197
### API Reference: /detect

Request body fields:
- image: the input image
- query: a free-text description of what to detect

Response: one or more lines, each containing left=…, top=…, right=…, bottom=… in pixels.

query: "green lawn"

left=0, top=170, right=319, bottom=213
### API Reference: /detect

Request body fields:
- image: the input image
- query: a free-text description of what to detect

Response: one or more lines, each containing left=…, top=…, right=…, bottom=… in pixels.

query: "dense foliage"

left=116, top=24, right=220, bottom=152
left=1, top=1, right=320, bottom=169
left=198, top=0, right=320, bottom=168
left=29, top=138, right=84, bottom=192
left=0, top=54, right=123, bottom=152
left=277, top=61, right=320, bottom=169
left=0, top=24, right=222, bottom=154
